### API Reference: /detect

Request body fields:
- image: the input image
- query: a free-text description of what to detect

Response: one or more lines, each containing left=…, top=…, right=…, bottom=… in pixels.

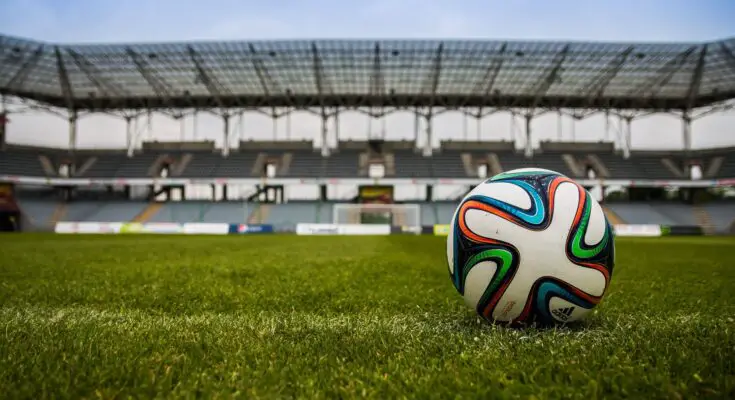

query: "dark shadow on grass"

left=455, top=312, right=604, bottom=333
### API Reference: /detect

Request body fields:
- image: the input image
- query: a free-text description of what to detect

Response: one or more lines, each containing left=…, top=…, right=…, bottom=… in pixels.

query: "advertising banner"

left=296, top=223, right=391, bottom=236
left=612, top=224, right=662, bottom=237
left=664, top=225, right=704, bottom=236
left=390, top=225, right=422, bottom=235
left=119, top=222, right=144, bottom=233
left=433, top=224, right=451, bottom=236
left=141, top=223, right=183, bottom=234
left=229, top=224, right=275, bottom=234
left=182, top=223, right=230, bottom=235
left=55, top=222, right=122, bottom=234
left=296, top=223, right=339, bottom=235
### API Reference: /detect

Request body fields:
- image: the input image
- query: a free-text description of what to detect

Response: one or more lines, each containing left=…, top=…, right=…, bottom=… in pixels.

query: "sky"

left=0, top=0, right=734, bottom=201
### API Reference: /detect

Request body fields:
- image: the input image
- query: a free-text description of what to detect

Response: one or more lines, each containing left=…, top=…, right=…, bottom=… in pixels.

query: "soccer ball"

left=446, top=168, right=614, bottom=326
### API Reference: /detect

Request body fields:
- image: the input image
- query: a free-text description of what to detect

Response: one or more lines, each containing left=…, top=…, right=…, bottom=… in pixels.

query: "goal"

left=332, top=203, right=421, bottom=227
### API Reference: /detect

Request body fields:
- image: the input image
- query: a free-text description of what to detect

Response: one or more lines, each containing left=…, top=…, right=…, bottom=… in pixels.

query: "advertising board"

left=230, top=224, right=275, bottom=234
left=433, top=224, right=451, bottom=236
left=182, top=223, right=230, bottom=235
left=612, top=224, right=662, bottom=237
left=296, top=223, right=391, bottom=236
left=55, top=222, right=122, bottom=234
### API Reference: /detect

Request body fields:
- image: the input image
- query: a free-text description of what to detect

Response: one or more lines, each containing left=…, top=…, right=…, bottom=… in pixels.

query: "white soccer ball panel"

left=584, top=195, right=607, bottom=246
left=446, top=210, right=457, bottom=275
left=462, top=260, right=498, bottom=311
left=499, top=167, right=561, bottom=176
left=473, top=181, right=605, bottom=321
left=448, top=170, right=613, bottom=325
left=548, top=297, right=593, bottom=323
left=469, top=181, right=532, bottom=210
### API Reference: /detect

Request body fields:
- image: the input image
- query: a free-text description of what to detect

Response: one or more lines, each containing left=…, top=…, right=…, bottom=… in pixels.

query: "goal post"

left=332, top=203, right=422, bottom=227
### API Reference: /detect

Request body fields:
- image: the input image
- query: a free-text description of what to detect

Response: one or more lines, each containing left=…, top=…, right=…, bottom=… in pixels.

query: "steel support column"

left=125, top=116, right=135, bottom=157
left=623, top=116, right=633, bottom=159
left=321, top=112, right=329, bottom=157
left=681, top=114, right=692, bottom=152
left=413, top=112, right=420, bottom=148
left=423, top=114, right=433, bottom=157
left=222, top=114, right=231, bottom=157
left=68, top=112, right=78, bottom=153
left=334, top=110, right=340, bottom=142
left=524, top=114, right=533, bottom=158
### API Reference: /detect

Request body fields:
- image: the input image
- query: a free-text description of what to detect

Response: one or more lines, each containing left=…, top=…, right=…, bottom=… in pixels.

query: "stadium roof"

left=1, top=34, right=734, bottom=112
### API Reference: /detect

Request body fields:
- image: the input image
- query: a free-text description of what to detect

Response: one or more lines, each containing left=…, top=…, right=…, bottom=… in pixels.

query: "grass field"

left=1, top=234, right=734, bottom=399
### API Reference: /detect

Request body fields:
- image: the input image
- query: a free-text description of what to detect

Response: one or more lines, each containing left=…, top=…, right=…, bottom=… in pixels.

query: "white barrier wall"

left=612, top=224, right=662, bottom=237
left=183, top=223, right=230, bottom=235
left=55, top=222, right=230, bottom=235
left=296, top=223, right=392, bottom=236
left=55, top=222, right=123, bottom=234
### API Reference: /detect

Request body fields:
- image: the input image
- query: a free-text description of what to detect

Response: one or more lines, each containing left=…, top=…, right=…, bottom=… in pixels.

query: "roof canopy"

left=1, top=34, right=734, bottom=111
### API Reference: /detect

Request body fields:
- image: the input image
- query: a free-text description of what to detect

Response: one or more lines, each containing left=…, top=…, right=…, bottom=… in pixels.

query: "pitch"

left=1, top=234, right=734, bottom=398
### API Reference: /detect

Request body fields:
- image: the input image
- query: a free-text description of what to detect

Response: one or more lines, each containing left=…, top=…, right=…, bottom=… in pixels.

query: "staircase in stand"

left=693, top=206, right=716, bottom=235
left=50, top=202, right=68, bottom=227
left=132, top=202, right=162, bottom=223
left=602, top=206, right=625, bottom=225
left=248, top=204, right=272, bottom=224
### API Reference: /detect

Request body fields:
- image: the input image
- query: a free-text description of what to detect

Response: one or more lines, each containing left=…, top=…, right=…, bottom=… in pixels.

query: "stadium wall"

left=53, top=221, right=705, bottom=237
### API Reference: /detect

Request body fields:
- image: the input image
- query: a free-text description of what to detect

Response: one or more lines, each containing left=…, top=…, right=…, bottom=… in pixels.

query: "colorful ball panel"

left=447, top=168, right=615, bottom=326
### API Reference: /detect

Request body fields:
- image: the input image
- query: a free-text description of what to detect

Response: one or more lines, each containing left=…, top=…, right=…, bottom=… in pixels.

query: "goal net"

left=332, top=203, right=421, bottom=227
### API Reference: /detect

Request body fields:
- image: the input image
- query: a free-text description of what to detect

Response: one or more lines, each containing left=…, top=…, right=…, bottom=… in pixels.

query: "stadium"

left=1, top=30, right=734, bottom=398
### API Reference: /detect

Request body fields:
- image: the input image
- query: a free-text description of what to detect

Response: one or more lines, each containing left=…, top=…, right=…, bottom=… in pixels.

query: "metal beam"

left=66, top=49, right=128, bottom=97
left=424, top=42, right=444, bottom=96
left=685, top=45, right=708, bottom=111
left=186, top=45, right=228, bottom=107
left=247, top=43, right=280, bottom=96
left=529, top=45, right=570, bottom=108
left=5, top=45, right=44, bottom=90
left=54, top=46, right=75, bottom=109
left=472, top=43, right=507, bottom=96
left=580, top=46, right=634, bottom=104
left=369, top=42, right=385, bottom=97
left=311, top=42, right=330, bottom=99
left=627, top=47, right=697, bottom=98
left=717, top=41, right=735, bottom=73
left=125, top=47, right=175, bottom=99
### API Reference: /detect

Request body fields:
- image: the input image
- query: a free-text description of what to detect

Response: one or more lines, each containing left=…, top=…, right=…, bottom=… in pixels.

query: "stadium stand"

left=0, top=34, right=733, bottom=234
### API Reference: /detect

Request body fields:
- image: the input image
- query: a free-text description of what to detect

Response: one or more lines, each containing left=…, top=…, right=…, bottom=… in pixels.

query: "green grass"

left=1, top=234, right=734, bottom=399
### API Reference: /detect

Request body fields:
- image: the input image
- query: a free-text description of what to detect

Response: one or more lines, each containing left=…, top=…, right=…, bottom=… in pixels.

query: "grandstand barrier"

left=55, top=222, right=121, bottom=234
left=430, top=223, right=667, bottom=237
left=389, top=226, right=424, bottom=235
left=433, top=225, right=451, bottom=236
left=662, top=225, right=705, bottom=236
left=55, top=222, right=235, bottom=235
left=52, top=222, right=709, bottom=237
left=612, top=224, right=662, bottom=237
left=296, top=223, right=392, bottom=236
left=228, top=224, right=275, bottom=234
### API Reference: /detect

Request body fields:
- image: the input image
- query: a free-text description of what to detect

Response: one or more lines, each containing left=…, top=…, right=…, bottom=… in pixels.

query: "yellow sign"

left=433, top=224, right=451, bottom=236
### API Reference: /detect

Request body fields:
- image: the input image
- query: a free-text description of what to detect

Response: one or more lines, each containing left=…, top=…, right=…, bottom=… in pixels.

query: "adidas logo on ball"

left=552, top=307, right=576, bottom=321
